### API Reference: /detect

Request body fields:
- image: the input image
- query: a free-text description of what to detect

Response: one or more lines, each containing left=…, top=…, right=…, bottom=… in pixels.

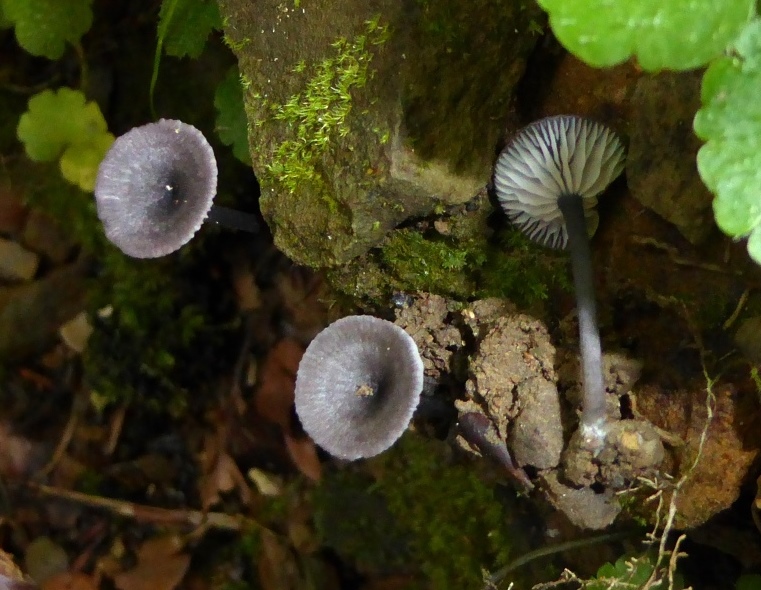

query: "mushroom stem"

left=558, top=193, right=607, bottom=449
left=207, top=205, right=260, bottom=233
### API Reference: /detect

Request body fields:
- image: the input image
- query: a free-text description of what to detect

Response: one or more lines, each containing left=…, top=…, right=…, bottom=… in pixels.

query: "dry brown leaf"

left=257, top=531, right=300, bottom=590
left=197, top=431, right=253, bottom=510
left=254, top=339, right=303, bottom=430
left=112, top=535, right=190, bottom=590
left=41, top=572, right=97, bottom=590
left=232, top=265, right=261, bottom=312
left=283, top=432, right=321, bottom=482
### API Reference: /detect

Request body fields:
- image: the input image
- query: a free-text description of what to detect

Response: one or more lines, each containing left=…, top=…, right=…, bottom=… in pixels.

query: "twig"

left=39, top=391, right=89, bottom=476
left=722, top=288, right=750, bottom=331
left=103, top=403, right=127, bottom=456
left=21, top=482, right=270, bottom=534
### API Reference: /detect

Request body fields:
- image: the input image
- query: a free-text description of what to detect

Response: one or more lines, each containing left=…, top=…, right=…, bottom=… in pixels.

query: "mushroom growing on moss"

left=94, top=119, right=258, bottom=258
left=294, top=315, right=424, bottom=460
left=493, top=115, right=626, bottom=449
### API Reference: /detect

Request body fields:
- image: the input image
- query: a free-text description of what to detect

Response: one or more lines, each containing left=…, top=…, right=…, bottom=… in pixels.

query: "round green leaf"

left=17, top=87, right=108, bottom=162
left=3, top=0, right=93, bottom=59
left=537, top=0, right=753, bottom=70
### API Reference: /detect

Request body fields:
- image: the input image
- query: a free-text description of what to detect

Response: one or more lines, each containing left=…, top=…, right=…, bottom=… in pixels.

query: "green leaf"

left=695, top=19, right=761, bottom=259
left=17, top=88, right=108, bottom=161
left=737, top=573, right=761, bottom=590
left=2, top=0, right=93, bottom=59
left=0, top=4, right=11, bottom=29
left=536, top=0, right=754, bottom=70
left=60, top=132, right=114, bottom=192
left=17, top=88, right=113, bottom=192
left=214, top=67, right=252, bottom=165
left=159, top=0, right=221, bottom=58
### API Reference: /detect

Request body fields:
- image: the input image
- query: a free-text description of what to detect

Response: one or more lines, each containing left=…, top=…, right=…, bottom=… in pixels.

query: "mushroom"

left=94, top=119, right=258, bottom=258
left=493, top=115, right=625, bottom=449
left=294, top=315, right=424, bottom=460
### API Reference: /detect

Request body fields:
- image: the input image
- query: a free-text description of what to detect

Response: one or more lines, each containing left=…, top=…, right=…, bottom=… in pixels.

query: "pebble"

left=0, top=238, right=39, bottom=281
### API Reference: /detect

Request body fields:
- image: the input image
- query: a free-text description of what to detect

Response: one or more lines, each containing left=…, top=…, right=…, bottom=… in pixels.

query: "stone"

left=627, top=71, right=715, bottom=244
left=0, top=238, right=39, bottom=281
left=218, top=0, right=542, bottom=267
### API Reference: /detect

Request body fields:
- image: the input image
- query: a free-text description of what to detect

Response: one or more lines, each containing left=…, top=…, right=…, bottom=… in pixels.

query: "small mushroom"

left=94, top=119, right=258, bottom=258
left=493, top=115, right=625, bottom=449
left=294, top=315, right=424, bottom=460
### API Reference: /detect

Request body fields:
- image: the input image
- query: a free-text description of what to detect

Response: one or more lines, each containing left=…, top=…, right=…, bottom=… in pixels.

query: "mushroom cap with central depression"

left=94, top=119, right=218, bottom=258
left=493, top=115, right=625, bottom=249
left=294, top=315, right=424, bottom=460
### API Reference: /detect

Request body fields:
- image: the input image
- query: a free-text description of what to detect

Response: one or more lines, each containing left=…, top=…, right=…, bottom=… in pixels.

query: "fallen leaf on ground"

left=112, top=535, right=190, bottom=590
left=283, top=432, right=321, bottom=482
left=41, top=572, right=97, bottom=590
left=254, top=339, right=303, bottom=430
left=198, top=431, right=252, bottom=510
left=257, top=531, right=300, bottom=590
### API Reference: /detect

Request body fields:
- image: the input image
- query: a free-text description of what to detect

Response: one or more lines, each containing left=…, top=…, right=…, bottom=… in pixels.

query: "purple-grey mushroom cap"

left=94, top=119, right=218, bottom=258
left=493, top=115, right=625, bottom=249
left=294, top=315, right=425, bottom=460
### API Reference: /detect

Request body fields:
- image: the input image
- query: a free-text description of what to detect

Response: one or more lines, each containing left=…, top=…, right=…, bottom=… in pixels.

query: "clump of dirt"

left=393, top=292, right=464, bottom=393
left=461, top=312, right=563, bottom=471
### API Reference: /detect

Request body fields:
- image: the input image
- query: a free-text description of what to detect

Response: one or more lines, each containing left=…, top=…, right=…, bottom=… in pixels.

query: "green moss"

left=479, top=229, right=572, bottom=309
left=311, top=434, right=520, bottom=589
left=370, top=434, right=515, bottom=589
left=381, top=228, right=485, bottom=298
left=313, top=469, right=411, bottom=574
left=257, top=16, right=390, bottom=206
left=84, top=247, right=224, bottom=415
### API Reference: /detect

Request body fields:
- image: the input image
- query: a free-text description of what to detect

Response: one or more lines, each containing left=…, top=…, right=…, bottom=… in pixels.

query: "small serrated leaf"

left=159, top=0, right=221, bottom=59
left=214, top=67, right=251, bottom=165
left=17, top=88, right=108, bottom=162
left=3, top=0, right=93, bottom=59
left=537, top=0, right=753, bottom=70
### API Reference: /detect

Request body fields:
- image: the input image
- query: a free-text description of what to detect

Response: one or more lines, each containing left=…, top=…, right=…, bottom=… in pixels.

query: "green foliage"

left=2, top=0, right=93, bottom=59
left=369, top=434, right=514, bottom=590
left=151, top=0, right=222, bottom=113
left=381, top=228, right=484, bottom=297
left=159, top=0, right=221, bottom=58
left=695, top=19, right=761, bottom=264
left=537, top=0, right=753, bottom=70
left=587, top=553, right=684, bottom=590
left=313, top=469, right=411, bottom=573
left=737, top=574, right=761, bottom=590
left=215, top=66, right=252, bottom=165
left=17, top=88, right=114, bottom=191
left=84, top=250, right=212, bottom=415
left=261, top=16, right=390, bottom=197
left=480, top=229, right=572, bottom=308
left=0, top=4, right=10, bottom=28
